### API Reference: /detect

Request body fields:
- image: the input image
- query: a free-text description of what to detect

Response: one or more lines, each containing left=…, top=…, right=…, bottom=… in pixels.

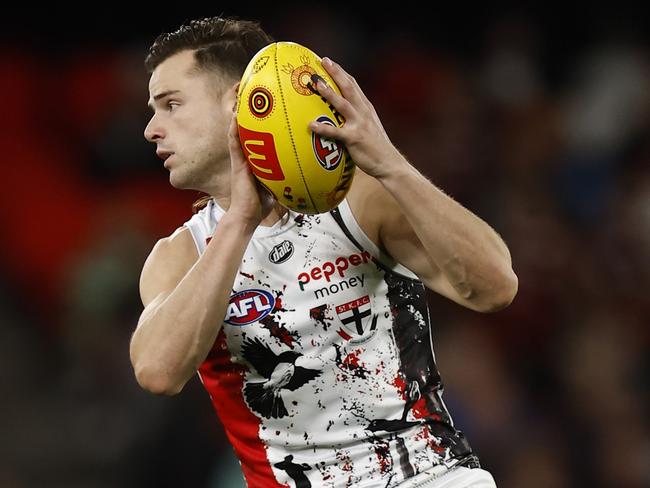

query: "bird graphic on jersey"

left=242, top=337, right=322, bottom=419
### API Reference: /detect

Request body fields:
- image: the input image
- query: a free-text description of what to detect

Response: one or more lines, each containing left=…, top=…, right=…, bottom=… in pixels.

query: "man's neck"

left=200, top=167, right=288, bottom=228
left=210, top=195, right=288, bottom=228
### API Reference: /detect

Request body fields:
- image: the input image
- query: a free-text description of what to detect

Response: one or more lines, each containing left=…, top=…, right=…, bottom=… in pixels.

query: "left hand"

left=309, top=57, right=405, bottom=180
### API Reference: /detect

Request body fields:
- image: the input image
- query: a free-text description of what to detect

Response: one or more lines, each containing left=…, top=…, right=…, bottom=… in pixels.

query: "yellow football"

left=236, top=41, right=356, bottom=214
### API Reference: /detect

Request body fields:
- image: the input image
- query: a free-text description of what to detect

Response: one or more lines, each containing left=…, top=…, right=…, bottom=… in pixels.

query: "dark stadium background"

left=2, top=5, right=648, bottom=487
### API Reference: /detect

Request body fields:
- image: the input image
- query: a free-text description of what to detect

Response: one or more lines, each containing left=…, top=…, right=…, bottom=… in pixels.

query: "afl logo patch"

left=269, top=240, right=294, bottom=264
left=225, top=289, right=275, bottom=326
left=312, top=115, right=343, bottom=170
left=249, top=87, right=274, bottom=118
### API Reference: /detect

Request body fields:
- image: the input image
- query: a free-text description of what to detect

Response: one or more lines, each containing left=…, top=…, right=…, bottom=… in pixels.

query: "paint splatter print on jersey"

left=184, top=199, right=478, bottom=488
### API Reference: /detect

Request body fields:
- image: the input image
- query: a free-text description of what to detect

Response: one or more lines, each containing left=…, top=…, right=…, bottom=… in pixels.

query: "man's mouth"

left=156, top=150, right=174, bottom=167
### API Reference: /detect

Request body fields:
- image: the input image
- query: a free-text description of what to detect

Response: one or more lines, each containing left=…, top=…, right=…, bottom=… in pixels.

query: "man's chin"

left=169, top=171, right=200, bottom=192
left=169, top=172, right=189, bottom=190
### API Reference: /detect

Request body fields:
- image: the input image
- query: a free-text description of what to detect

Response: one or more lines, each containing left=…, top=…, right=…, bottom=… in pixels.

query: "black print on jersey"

left=386, top=272, right=476, bottom=459
left=342, top=395, right=417, bottom=481
left=333, top=344, right=371, bottom=379
left=260, top=311, right=301, bottom=350
left=274, top=455, right=312, bottom=488
left=368, top=380, right=421, bottom=434
left=242, top=337, right=321, bottom=419
left=269, top=240, right=294, bottom=264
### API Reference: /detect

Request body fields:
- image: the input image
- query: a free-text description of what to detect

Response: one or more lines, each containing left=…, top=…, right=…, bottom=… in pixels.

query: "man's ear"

left=224, top=81, right=241, bottom=113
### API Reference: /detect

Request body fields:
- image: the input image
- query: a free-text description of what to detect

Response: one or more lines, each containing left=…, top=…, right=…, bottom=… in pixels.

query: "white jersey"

left=184, top=198, right=479, bottom=488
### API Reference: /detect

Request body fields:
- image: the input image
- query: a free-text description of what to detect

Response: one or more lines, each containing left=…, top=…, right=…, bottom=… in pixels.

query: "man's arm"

left=311, top=58, right=517, bottom=312
left=349, top=169, right=517, bottom=312
left=130, top=217, right=256, bottom=395
left=130, top=111, right=274, bottom=395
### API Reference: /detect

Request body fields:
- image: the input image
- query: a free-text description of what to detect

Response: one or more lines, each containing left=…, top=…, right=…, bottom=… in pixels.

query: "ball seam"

left=275, top=43, right=319, bottom=214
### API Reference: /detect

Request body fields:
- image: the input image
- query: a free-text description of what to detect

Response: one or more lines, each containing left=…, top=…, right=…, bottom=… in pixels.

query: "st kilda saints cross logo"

left=335, top=295, right=378, bottom=344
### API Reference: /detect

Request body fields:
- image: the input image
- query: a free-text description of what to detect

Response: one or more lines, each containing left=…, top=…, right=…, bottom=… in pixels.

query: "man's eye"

left=167, top=101, right=180, bottom=111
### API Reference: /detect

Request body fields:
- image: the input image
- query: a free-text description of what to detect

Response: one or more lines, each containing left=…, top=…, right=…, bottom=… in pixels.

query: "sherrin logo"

left=225, top=289, right=275, bottom=326
left=312, top=115, right=343, bottom=171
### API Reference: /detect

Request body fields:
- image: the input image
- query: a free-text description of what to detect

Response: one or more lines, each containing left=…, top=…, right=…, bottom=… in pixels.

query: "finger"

left=228, top=114, right=248, bottom=165
left=320, top=57, right=371, bottom=111
left=229, top=113, right=242, bottom=147
left=309, top=119, right=344, bottom=142
left=311, top=74, right=355, bottom=120
left=228, top=112, right=236, bottom=138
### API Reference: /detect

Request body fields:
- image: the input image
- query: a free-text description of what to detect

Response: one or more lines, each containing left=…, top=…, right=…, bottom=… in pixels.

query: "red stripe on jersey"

left=198, top=330, right=287, bottom=488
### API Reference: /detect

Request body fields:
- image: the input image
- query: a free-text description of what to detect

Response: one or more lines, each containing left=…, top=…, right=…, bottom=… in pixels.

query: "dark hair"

left=144, top=15, right=274, bottom=81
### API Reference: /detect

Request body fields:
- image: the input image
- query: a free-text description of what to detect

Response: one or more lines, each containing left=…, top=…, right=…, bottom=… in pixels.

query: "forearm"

left=380, top=156, right=516, bottom=304
left=307, top=58, right=515, bottom=307
left=131, top=214, right=254, bottom=394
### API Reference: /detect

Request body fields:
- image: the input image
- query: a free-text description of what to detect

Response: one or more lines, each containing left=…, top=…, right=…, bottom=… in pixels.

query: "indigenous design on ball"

left=312, top=116, right=343, bottom=170
left=236, top=42, right=357, bottom=214
left=282, top=55, right=317, bottom=96
left=283, top=186, right=294, bottom=202
left=252, top=55, right=270, bottom=73
left=249, top=87, right=274, bottom=118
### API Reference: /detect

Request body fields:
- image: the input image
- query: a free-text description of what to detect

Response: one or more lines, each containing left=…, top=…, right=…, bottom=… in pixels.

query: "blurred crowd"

left=1, top=8, right=648, bottom=488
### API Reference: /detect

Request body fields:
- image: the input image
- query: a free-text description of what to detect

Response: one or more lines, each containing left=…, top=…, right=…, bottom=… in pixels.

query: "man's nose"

left=144, top=114, right=164, bottom=142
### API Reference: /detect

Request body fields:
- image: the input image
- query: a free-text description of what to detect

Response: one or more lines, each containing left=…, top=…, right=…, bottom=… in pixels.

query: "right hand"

left=227, top=112, right=276, bottom=227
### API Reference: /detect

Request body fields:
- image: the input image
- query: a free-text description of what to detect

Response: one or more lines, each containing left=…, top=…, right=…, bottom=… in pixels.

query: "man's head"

left=144, top=17, right=273, bottom=192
